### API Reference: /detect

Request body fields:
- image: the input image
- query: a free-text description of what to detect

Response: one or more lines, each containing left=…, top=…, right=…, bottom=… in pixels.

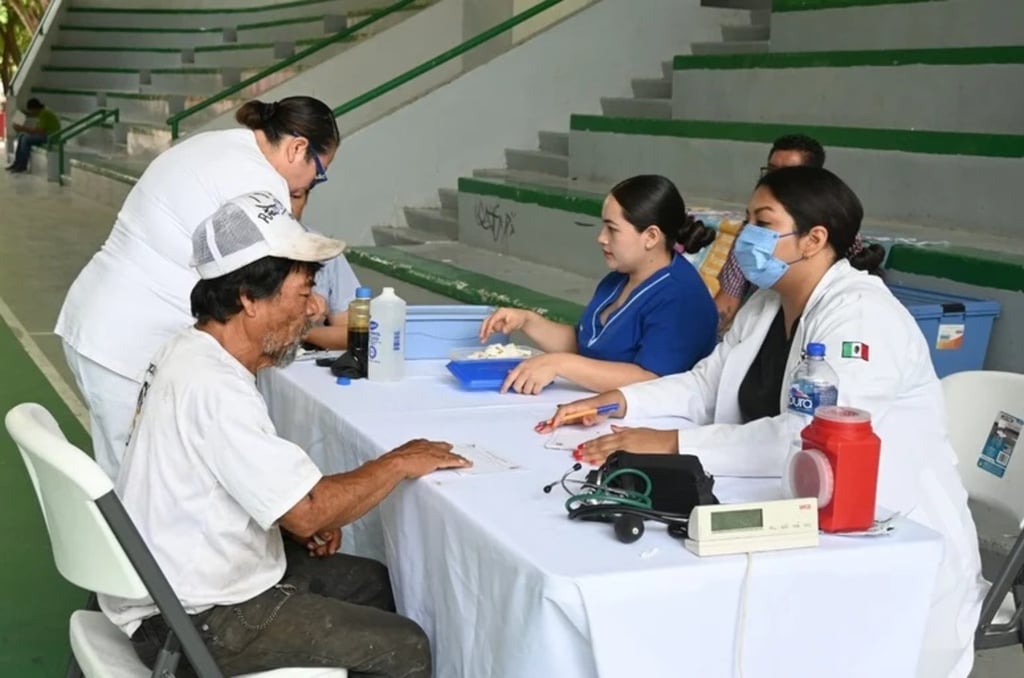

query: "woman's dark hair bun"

left=677, top=214, right=716, bottom=255
left=235, top=99, right=266, bottom=130
left=235, top=96, right=340, bottom=154
left=849, top=242, right=885, bottom=275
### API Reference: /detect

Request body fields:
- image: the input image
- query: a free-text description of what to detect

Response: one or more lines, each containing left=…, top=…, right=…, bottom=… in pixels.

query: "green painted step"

left=44, top=66, right=221, bottom=75
left=346, top=247, right=585, bottom=324
left=51, top=45, right=183, bottom=53
left=0, top=321, right=90, bottom=676
left=33, top=86, right=184, bottom=101
left=673, top=45, right=1024, bottom=70
left=569, top=115, right=1024, bottom=159
left=238, top=14, right=331, bottom=30
left=194, top=35, right=356, bottom=52
left=60, top=23, right=225, bottom=33
left=886, top=244, right=1024, bottom=293
left=772, top=0, right=942, bottom=11
left=458, top=176, right=603, bottom=217
left=61, top=13, right=333, bottom=33
left=69, top=157, right=143, bottom=185
left=66, top=0, right=349, bottom=15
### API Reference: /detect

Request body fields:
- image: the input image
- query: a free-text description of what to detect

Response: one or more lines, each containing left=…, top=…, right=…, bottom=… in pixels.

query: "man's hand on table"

left=384, top=439, right=473, bottom=478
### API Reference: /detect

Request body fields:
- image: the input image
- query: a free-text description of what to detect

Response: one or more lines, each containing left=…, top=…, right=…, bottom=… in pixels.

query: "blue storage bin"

left=405, top=305, right=507, bottom=360
left=888, top=284, right=1001, bottom=378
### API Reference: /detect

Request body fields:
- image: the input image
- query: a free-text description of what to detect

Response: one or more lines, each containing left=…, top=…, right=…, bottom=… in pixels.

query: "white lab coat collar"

left=713, top=259, right=855, bottom=424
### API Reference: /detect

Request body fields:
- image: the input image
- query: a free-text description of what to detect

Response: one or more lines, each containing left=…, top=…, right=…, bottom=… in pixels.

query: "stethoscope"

left=543, top=463, right=690, bottom=543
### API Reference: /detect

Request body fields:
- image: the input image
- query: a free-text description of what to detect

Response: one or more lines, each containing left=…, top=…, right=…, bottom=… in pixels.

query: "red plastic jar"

left=787, top=406, right=881, bottom=532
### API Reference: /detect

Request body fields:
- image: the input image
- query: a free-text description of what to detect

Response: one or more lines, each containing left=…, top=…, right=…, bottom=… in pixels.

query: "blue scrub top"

left=576, top=254, right=717, bottom=376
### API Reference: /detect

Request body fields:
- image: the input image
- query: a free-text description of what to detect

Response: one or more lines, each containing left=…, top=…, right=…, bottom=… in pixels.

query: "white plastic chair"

left=942, top=370, right=1024, bottom=649
left=5, top=402, right=347, bottom=678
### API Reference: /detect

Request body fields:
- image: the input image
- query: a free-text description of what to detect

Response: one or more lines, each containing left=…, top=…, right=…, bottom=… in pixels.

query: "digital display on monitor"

left=711, top=508, right=764, bottom=532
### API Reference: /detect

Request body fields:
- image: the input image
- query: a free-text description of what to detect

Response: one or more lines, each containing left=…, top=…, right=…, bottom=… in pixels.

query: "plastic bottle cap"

left=355, top=287, right=372, bottom=299
left=335, top=376, right=351, bottom=386
left=806, top=342, right=826, bottom=357
left=814, top=405, right=871, bottom=424
left=786, top=448, right=834, bottom=508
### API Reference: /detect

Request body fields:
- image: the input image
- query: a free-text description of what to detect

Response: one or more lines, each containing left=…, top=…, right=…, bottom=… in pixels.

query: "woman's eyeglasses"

left=293, top=132, right=328, bottom=190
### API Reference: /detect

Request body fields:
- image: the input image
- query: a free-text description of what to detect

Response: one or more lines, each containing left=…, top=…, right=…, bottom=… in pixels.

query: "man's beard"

left=264, top=318, right=315, bottom=368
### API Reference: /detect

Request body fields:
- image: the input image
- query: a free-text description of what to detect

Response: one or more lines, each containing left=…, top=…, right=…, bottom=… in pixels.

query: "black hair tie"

left=261, top=102, right=278, bottom=123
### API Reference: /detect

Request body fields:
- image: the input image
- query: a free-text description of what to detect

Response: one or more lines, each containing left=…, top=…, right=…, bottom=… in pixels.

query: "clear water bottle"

left=783, top=342, right=839, bottom=498
left=367, top=287, right=406, bottom=382
left=786, top=342, right=839, bottom=417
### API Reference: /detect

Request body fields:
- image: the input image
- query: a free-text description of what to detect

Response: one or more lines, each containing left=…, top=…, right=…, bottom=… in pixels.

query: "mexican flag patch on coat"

left=841, top=341, right=870, bottom=361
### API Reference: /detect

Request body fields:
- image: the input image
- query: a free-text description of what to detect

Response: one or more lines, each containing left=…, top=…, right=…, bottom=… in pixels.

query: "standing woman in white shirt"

left=56, top=96, right=340, bottom=479
left=543, top=166, right=984, bottom=678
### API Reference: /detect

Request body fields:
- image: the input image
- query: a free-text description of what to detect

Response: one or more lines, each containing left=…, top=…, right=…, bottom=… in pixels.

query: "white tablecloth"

left=260, top=361, right=943, bottom=678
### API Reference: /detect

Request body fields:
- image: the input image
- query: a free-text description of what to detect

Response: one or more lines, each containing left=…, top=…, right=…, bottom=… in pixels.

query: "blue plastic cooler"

left=404, top=305, right=507, bottom=360
left=887, top=284, right=1000, bottom=378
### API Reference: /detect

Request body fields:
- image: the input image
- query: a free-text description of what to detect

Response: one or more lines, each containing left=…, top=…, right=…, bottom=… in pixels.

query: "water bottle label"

left=392, top=330, right=401, bottom=351
left=368, top=320, right=380, bottom=363
left=787, top=380, right=838, bottom=416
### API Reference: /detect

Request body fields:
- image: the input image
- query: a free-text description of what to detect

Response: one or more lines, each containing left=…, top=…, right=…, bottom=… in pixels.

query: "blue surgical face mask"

left=733, top=224, right=799, bottom=289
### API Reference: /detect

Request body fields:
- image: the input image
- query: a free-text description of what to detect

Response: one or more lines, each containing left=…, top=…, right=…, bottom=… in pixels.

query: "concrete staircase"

left=341, top=0, right=1023, bottom=374
left=691, top=0, right=770, bottom=55
left=22, top=0, right=430, bottom=188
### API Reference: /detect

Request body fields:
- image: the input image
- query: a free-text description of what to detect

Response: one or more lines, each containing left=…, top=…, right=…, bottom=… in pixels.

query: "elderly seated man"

left=99, top=191, right=470, bottom=677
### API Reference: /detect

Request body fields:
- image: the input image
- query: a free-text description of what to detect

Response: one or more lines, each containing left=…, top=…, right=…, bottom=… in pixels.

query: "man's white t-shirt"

left=55, top=129, right=290, bottom=381
left=98, top=327, right=323, bottom=637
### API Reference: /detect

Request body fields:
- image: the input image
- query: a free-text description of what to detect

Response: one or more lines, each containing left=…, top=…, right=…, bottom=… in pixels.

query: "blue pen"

left=558, top=403, right=619, bottom=424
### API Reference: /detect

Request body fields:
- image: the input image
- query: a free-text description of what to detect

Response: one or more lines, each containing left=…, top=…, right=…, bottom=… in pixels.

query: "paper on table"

left=447, top=443, right=522, bottom=476
left=544, top=424, right=614, bottom=450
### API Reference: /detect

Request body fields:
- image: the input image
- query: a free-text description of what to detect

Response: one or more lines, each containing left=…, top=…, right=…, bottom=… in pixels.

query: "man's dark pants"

left=131, top=539, right=431, bottom=677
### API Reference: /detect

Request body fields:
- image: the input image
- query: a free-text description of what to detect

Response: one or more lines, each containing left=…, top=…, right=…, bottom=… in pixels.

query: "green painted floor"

left=0, top=318, right=90, bottom=676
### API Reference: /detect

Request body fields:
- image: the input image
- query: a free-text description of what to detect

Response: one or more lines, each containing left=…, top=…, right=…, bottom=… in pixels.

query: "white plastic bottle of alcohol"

left=367, top=287, right=406, bottom=381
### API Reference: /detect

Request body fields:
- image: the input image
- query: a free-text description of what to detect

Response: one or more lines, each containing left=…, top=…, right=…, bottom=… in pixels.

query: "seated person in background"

left=480, top=174, right=718, bottom=395
left=544, top=167, right=981, bottom=678
left=100, top=191, right=470, bottom=677
left=714, top=134, right=834, bottom=333
left=290, top=188, right=361, bottom=350
left=6, top=97, right=61, bottom=173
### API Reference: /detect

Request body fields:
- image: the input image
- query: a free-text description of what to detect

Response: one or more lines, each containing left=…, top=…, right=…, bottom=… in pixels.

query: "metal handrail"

left=332, top=0, right=566, bottom=119
left=167, top=0, right=421, bottom=140
left=48, top=108, right=120, bottom=184
left=10, top=0, right=66, bottom=97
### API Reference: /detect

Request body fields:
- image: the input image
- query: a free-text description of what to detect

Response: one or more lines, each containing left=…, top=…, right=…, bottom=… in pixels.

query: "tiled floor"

left=0, top=162, right=1020, bottom=677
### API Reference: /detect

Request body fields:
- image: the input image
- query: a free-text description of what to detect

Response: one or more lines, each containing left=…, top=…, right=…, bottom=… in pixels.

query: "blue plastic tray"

left=446, top=358, right=525, bottom=391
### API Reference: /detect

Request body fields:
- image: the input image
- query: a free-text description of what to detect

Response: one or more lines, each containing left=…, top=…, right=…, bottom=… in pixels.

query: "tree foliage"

left=1, top=0, right=51, bottom=93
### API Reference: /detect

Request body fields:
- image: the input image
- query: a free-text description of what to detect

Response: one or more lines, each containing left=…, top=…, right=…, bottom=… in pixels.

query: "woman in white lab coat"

left=543, top=166, right=984, bottom=678
left=55, top=96, right=339, bottom=480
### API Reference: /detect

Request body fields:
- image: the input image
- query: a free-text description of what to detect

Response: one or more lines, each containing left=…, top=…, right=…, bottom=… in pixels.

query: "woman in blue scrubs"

left=479, top=174, right=718, bottom=394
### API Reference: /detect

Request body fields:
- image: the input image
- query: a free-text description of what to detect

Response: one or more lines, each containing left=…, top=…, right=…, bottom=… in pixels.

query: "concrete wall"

left=772, top=0, right=1024, bottom=52
left=568, top=131, right=1020, bottom=239
left=672, top=63, right=1024, bottom=135
left=885, top=270, right=1023, bottom=375
left=512, top=0, right=592, bottom=43
left=195, top=0, right=466, bottom=137
left=298, top=0, right=741, bottom=245
left=457, top=193, right=610, bottom=279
